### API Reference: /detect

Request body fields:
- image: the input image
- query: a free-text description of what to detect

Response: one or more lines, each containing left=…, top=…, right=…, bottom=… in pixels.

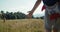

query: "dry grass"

left=0, top=19, right=44, bottom=32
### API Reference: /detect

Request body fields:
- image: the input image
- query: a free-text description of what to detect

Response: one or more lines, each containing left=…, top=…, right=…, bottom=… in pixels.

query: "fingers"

left=27, top=13, right=32, bottom=19
left=27, top=15, right=32, bottom=19
left=27, top=11, right=33, bottom=18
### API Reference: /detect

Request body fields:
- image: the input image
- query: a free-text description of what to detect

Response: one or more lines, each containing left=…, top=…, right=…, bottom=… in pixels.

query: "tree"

left=0, top=10, right=29, bottom=19
left=16, top=12, right=27, bottom=19
left=0, top=10, right=5, bottom=22
left=40, top=16, right=44, bottom=19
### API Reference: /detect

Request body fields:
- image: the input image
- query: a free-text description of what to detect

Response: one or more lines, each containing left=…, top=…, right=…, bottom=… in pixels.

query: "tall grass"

left=0, top=19, right=44, bottom=32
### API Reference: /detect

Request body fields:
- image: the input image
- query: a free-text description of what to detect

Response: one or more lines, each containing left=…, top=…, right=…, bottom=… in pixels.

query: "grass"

left=0, top=19, right=44, bottom=32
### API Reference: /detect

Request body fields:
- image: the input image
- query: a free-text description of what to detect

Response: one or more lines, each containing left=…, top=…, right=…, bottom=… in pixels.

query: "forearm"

left=31, top=0, right=41, bottom=14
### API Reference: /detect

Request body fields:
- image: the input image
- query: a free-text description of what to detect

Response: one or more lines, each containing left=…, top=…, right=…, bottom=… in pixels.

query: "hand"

left=27, top=11, right=33, bottom=18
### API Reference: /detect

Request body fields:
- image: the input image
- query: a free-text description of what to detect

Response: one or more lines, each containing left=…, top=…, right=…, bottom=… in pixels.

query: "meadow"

left=0, top=19, right=45, bottom=32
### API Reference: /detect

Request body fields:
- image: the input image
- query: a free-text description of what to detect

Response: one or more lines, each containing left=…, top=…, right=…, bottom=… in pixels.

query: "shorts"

left=44, top=3, right=60, bottom=30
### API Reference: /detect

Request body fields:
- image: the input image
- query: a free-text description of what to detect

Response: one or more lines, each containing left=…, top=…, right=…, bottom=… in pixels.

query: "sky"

left=0, top=0, right=45, bottom=17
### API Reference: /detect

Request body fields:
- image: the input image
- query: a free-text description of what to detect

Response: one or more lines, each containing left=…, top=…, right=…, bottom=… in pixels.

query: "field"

left=0, top=19, right=45, bottom=32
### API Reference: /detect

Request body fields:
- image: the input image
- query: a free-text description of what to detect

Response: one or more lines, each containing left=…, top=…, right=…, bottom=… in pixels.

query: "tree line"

left=0, top=10, right=44, bottom=20
left=0, top=10, right=29, bottom=20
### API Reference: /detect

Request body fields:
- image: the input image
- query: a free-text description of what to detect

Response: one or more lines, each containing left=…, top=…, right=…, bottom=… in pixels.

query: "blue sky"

left=0, top=0, right=45, bottom=17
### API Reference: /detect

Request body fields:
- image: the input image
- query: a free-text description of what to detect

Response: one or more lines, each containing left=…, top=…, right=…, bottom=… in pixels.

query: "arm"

left=29, top=0, right=41, bottom=15
left=27, top=0, right=41, bottom=18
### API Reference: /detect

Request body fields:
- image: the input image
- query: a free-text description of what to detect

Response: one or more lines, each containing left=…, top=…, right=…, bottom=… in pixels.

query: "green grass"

left=0, top=19, right=44, bottom=32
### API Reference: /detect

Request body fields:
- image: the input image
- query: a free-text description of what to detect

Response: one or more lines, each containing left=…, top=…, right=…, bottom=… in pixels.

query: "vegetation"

left=0, top=10, right=44, bottom=20
left=0, top=10, right=44, bottom=23
left=0, top=10, right=28, bottom=19
left=0, top=19, right=44, bottom=32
